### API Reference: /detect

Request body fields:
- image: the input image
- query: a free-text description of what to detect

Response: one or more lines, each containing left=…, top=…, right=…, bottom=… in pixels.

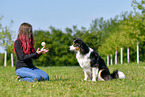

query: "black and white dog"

left=69, top=38, right=125, bottom=81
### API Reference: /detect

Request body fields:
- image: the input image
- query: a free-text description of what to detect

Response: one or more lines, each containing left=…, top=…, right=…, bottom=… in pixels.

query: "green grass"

left=0, top=63, right=145, bottom=97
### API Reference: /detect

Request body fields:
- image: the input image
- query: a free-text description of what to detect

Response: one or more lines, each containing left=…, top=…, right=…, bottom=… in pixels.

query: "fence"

left=107, top=40, right=139, bottom=66
left=4, top=52, right=14, bottom=67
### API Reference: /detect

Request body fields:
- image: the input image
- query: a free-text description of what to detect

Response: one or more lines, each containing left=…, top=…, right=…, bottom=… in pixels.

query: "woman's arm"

left=33, top=50, right=42, bottom=59
left=14, top=40, right=40, bottom=61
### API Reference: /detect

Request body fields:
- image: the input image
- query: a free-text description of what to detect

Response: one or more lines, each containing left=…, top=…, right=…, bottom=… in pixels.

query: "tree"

left=0, top=16, right=14, bottom=51
left=0, top=16, right=15, bottom=66
left=33, top=26, right=77, bottom=66
left=98, top=13, right=145, bottom=62
left=132, top=0, right=145, bottom=14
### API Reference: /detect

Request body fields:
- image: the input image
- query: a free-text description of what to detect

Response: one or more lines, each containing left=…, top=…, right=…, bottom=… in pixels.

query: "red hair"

left=14, top=23, right=35, bottom=55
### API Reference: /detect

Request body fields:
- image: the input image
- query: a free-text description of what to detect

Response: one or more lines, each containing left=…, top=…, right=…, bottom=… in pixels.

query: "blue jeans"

left=16, top=67, right=49, bottom=82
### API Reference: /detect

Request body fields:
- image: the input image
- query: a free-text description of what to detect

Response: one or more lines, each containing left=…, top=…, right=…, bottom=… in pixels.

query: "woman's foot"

left=17, top=76, right=21, bottom=81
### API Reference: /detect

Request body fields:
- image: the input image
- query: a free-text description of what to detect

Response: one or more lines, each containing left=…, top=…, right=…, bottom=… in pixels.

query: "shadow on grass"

left=49, top=78, right=70, bottom=82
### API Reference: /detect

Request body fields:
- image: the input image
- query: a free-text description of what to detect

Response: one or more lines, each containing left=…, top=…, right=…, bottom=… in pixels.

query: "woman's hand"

left=36, top=46, right=49, bottom=54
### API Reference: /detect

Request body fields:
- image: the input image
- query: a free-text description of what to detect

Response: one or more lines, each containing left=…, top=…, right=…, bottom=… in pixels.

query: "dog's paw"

left=84, top=78, right=87, bottom=81
left=92, top=79, right=96, bottom=81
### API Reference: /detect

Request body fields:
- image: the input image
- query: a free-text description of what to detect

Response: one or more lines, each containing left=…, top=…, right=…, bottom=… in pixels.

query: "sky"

left=0, top=0, right=137, bottom=53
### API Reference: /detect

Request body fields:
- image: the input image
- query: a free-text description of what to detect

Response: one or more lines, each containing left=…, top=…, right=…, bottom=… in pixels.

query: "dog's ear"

left=80, top=42, right=89, bottom=54
left=80, top=46, right=84, bottom=54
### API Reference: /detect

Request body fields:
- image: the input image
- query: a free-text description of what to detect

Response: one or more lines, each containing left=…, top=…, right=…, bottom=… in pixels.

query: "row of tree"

left=0, top=0, right=145, bottom=66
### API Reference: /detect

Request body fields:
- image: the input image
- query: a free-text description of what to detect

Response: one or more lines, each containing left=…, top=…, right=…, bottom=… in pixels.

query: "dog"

left=69, top=38, right=125, bottom=81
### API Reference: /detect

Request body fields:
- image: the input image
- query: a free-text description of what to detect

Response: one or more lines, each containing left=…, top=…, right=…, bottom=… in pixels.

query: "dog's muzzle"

left=69, top=45, right=76, bottom=51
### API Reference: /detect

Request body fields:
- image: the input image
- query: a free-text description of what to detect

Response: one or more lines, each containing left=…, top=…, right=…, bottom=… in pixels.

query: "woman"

left=14, top=23, right=49, bottom=82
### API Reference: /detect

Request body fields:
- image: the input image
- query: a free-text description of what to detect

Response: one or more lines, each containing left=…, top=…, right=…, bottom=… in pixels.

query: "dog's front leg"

left=84, top=71, right=88, bottom=81
left=92, top=67, right=99, bottom=81
left=83, top=69, right=92, bottom=81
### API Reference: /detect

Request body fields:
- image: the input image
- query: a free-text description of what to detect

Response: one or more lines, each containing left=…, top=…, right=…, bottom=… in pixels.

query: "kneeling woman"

left=14, top=23, right=49, bottom=82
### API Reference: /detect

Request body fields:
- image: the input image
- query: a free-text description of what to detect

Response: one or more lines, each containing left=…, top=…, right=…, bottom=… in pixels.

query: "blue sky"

left=0, top=0, right=136, bottom=53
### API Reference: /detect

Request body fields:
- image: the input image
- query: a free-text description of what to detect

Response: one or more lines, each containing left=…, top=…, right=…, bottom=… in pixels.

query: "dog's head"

left=69, top=38, right=89, bottom=54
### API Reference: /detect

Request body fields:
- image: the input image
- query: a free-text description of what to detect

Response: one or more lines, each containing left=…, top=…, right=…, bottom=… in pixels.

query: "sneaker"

left=17, top=76, right=21, bottom=81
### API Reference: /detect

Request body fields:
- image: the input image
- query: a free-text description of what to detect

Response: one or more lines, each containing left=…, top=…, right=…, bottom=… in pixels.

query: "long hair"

left=14, top=23, right=35, bottom=55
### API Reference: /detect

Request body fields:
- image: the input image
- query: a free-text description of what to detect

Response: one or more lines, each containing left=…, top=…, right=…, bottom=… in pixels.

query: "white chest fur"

left=76, top=48, right=93, bottom=69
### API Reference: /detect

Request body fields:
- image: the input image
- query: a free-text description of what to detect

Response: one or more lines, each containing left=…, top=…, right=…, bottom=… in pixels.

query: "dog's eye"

left=73, top=44, right=77, bottom=47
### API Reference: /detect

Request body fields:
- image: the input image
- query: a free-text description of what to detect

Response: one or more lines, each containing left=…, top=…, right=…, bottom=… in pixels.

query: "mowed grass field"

left=0, top=63, right=145, bottom=97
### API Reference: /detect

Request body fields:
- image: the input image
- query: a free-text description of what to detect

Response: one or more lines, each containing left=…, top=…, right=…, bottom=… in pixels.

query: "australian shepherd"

left=69, top=38, right=125, bottom=81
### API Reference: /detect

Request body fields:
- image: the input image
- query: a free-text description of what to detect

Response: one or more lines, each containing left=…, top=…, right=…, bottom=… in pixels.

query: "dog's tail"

left=111, top=70, right=125, bottom=79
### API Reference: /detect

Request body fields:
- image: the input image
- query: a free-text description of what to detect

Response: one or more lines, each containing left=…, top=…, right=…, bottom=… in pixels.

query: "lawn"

left=0, top=63, right=145, bottom=97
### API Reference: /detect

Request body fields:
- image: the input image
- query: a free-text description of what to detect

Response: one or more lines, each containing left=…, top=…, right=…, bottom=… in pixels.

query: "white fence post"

left=121, top=47, right=123, bottom=64
left=110, top=54, right=112, bottom=65
left=11, top=53, right=14, bottom=67
left=107, top=55, right=109, bottom=66
left=4, top=51, right=7, bottom=67
left=127, top=48, right=129, bottom=63
left=115, top=51, right=117, bottom=65
left=137, top=40, right=139, bottom=64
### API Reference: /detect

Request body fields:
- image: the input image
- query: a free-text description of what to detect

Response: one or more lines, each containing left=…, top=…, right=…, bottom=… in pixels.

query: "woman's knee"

left=32, top=74, right=42, bottom=81
left=34, top=68, right=49, bottom=81
left=42, top=74, right=49, bottom=81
